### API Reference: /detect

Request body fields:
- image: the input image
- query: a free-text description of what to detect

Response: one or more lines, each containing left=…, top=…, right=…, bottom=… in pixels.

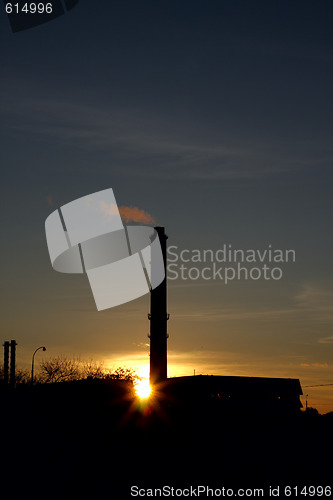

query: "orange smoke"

left=119, top=206, right=156, bottom=225
left=46, top=194, right=53, bottom=206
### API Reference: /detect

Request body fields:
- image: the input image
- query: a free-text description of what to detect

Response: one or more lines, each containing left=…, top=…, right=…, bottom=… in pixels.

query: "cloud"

left=300, top=362, right=330, bottom=368
left=3, top=93, right=333, bottom=182
left=318, top=336, right=333, bottom=344
left=293, top=284, right=333, bottom=323
left=294, top=284, right=333, bottom=309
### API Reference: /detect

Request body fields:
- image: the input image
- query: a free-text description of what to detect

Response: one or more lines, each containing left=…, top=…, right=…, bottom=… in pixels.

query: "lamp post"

left=31, top=346, right=46, bottom=385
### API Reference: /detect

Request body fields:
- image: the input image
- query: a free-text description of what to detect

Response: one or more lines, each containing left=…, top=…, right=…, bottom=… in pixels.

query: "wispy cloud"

left=318, top=336, right=333, bottom=344
left=293, top=284, right=333, bottom=326
left=300, top=362, right=330, bottom=368
left=3, top=94, right=333, bottom=181
left=294, top=283, right=333, bottom=309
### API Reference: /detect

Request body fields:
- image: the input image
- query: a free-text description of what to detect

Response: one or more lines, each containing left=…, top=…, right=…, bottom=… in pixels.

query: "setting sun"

left=135, top=379, right=151, bottom=399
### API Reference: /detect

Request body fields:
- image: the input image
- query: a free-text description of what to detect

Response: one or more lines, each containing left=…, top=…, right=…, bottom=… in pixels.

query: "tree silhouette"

left=38, top=356, right=139, bottom=383
left=39, top=356, right=81, bottom=383
left=0, top=364, right=31, bottom=385
left=0, top=358, right=140, bottom=385
left=106, top=366, right=139, bottom=382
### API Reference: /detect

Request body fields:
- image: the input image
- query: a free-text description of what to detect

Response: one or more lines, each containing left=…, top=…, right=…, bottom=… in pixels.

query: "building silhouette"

left=149, top=227, right=303, bottom=413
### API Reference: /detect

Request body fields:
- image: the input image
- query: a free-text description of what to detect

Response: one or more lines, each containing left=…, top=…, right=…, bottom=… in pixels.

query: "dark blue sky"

left=1, top=1, right=333, bottom=411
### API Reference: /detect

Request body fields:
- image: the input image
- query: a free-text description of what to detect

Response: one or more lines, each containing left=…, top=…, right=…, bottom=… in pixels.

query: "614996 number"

left=5, top=3, right=53, bottom=14
left=284, top=485, right=331, bottom=497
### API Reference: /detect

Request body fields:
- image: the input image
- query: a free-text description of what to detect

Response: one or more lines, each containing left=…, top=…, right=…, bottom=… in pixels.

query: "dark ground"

left=1, top=379, right=332, bottom=500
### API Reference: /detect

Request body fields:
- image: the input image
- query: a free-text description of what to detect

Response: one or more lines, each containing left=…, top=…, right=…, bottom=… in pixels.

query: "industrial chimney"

left=149, top=226, right=169, bottom=386
left=10, top=340, right=17, bottom=387
left=3, top=341, right=9, bottom=385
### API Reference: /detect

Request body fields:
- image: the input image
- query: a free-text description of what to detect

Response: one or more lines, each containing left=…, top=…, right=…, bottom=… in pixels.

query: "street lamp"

left=31, top=346, right=46, bottom=385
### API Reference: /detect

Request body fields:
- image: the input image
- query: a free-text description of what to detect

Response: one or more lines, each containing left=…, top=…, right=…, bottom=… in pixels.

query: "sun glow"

left=135, top=378, right=151, bottom=399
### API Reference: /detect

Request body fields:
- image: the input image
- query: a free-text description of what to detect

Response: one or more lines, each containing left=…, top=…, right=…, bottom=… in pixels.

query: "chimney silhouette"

left=149, top=226, right=169, bottom=386
left=3, top=341, right=9, bottom=385
left=10, top=340, right=17, bottom=387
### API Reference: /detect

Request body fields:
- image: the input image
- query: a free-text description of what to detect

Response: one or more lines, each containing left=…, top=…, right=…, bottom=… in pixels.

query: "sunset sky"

left=1, top=1, right=333, bottom=412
